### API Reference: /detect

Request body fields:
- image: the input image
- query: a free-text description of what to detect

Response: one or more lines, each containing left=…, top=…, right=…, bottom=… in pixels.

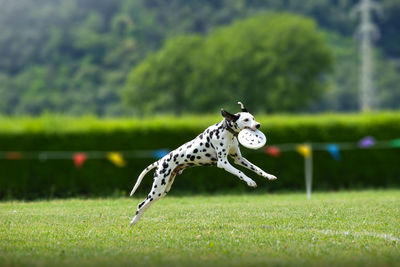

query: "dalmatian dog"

left=129, top=102, right=277, bottom=226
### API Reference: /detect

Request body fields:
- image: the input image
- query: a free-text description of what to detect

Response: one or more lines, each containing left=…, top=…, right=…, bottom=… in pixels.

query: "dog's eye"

left=244, top=119, right=249, bottom=122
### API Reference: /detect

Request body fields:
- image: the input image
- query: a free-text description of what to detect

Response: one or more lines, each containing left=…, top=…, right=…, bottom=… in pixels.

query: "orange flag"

left=264, top=146, right=281, bottom=157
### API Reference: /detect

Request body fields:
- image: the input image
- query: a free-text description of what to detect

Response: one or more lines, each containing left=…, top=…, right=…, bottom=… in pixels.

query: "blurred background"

left=0, top=0, right=399, bottom=199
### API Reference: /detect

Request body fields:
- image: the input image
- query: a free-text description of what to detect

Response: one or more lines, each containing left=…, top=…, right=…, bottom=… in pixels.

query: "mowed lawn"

left=0, top=191, right=399, bottom=267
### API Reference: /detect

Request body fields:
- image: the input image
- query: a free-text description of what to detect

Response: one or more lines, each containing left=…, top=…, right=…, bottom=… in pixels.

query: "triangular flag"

left=107, top=152, right=126, bottom=167
left=153, top=149, right=170, bottom=159
left=358, top=136, right=375, bottom=148
left=264, top=146, right=281, bottom=157
left=73, top=153, right=87, bottom=168
left=326, top=144, right=341, bottom=161
left=390, top=139, right=400, bottom=148
left=296, top=144, right=311, bottom=158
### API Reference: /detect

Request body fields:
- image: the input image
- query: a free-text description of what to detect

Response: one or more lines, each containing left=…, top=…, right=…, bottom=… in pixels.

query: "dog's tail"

left=129, top=161, right=158, bottom=196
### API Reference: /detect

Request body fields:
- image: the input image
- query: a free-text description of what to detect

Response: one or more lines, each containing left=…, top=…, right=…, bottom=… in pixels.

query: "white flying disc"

left=238, top=129, right=266, bottom=149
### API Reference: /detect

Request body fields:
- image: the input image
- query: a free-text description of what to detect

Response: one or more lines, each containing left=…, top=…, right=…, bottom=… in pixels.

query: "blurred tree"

left=124, top=13, right=333, bottom=114
left=123, top=35, right=204, bottom=115
left=0, top=0, right=398, bottom=115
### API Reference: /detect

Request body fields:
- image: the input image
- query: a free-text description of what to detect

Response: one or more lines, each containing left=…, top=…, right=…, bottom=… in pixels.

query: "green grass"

left=1, top=190, right=399, bottom=267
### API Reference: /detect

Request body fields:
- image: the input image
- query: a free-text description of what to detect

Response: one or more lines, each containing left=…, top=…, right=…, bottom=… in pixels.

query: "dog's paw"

left=246, top=179, right=257, bottom=188
left=262, top=173, right=277, bottom=181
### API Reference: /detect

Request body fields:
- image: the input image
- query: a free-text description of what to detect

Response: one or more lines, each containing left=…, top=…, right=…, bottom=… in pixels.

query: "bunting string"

left=0, top=137, right=399, bottom=168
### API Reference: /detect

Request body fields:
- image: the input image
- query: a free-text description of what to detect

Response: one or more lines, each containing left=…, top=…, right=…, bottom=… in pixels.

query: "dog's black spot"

left=136, top=211, right=139, bottom=215
left=158, top=193, right=161, bottom=196
left=186, top=154, right=191, bottom=158
left=150, top=198, right=153, bottom=202
left=222, top=149, right=226, bottom=152
left=161, top=179, right=166, bottom=185
left=190, top=155, right=195, bottom=161
left=224, top=161, right=227, bottom=164
left=200, top=142, right=203, bottom=146
left=196, top=156, right=201, bottom=159
left=199, top=134, right=203, bottom=139
left=164, top=169, right=171, bottom=177
left=205, top=143, right=210, bottom=148
left=220, top=143, right=223, bottom=146
left=193, top=149, right=198, bottom=153
left=154, top=185, right=157, bottom=188
left=205, top=153, right=211, bottom=157
left=152, top=191, right=155, bottom=195
left=203, top=149, right=207, bottom=152
left=181, top=154, right=184, bottom=157
left=211, top=158, right=217, bottom=161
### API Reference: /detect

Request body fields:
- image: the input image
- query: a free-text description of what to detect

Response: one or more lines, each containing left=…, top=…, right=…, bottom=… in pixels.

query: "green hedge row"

left=0, top=112, right=399, bottom=199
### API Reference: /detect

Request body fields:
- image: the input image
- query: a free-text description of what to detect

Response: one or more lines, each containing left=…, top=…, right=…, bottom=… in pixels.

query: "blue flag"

left=326, top=144, right=341, bottom=161
left=153, top=149, right=170, bottom=159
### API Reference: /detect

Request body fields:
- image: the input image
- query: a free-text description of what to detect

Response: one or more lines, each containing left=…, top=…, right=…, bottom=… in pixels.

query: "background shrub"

left=0, top=112, right=399, bottom=199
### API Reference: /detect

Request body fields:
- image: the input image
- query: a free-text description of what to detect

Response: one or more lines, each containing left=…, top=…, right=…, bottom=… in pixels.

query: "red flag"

left=73, top=153, right=87, bottom=168
left=265, top=146, right=281, bottom=157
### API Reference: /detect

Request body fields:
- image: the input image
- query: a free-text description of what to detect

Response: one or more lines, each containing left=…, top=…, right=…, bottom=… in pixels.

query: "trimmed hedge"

left=0, top=112, right=400, bottom=199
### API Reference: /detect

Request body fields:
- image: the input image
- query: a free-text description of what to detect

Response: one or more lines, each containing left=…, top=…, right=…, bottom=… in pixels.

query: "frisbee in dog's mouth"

left=238, top=128, right=266, bottom=149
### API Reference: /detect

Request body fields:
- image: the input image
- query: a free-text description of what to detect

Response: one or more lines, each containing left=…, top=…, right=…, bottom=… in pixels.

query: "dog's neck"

left=223, top=119, right=239, bottom=137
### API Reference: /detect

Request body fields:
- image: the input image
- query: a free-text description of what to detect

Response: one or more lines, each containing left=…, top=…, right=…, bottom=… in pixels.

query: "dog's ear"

left=221, top=109, right=239, bottom=121
left=237, top=101, right=248, bottom=112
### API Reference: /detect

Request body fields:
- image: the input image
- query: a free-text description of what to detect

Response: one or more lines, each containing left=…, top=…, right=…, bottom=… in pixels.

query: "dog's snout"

left=255, top=124, right=260, bottom=129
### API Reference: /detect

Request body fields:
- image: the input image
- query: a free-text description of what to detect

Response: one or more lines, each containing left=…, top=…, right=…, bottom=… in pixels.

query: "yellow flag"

left=107, top=152, right=126, bottom=167
left=296, top=144, right=311, bottom=158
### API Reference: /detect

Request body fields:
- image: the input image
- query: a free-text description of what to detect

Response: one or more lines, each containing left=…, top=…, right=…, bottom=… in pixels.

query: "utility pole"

left=352, top=0, right=382, bottom=112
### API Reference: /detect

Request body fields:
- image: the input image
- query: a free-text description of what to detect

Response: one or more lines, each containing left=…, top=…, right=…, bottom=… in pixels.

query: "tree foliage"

left=0, top=0, right=398, bottom=115
left=124, top=14, right=333, bottom=114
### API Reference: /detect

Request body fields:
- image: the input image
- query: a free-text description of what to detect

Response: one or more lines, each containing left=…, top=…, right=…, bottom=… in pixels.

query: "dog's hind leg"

left=161, top=171, right=177, bottom=197
left=130, top=165, right=179, bottom=226
left=130, top=181, right=165, bottom=226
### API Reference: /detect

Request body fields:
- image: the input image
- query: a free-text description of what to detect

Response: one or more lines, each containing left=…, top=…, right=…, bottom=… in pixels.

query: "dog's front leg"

left=229, top=140, right=277, bottom=181
left=217, top=158, right=257, bottom=187
left=234, top=156, right=277, bottom=181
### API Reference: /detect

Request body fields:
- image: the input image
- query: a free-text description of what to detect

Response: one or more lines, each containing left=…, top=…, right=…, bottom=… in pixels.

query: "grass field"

left=1, top=190, right=399, bottom=267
